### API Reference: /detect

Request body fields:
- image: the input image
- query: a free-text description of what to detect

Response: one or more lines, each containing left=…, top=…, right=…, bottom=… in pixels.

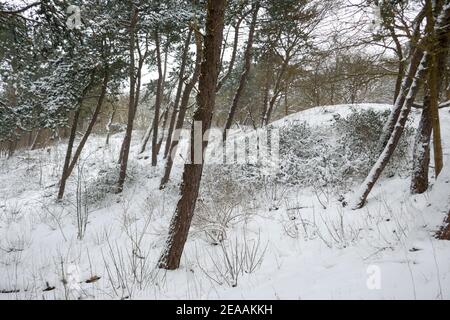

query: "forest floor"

left=1, top=104, right=449, bottom=300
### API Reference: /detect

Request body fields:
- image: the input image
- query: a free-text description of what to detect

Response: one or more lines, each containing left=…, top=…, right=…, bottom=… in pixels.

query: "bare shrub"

left=1, top=201, right=23, bottom=225
left=283, top=197, right=316, bottom=240
left=315, top=207, right=362, bottom=249
left=101, top=202, right=155, bottom=299
left=194, top=169, right=255, bottom=245
left=198, top=233, right=267, bottom=288
left=36, top=201, right=68, bottom=241
left=74, top=164, right=89, bottom=240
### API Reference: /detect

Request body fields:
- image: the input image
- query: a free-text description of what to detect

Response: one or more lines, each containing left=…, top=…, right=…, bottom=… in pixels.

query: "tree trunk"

left=30, top=128, right=42, bottom=150
left=261, top=63, right=272, bottom=127
left=117, top=6, right=139, bottom=193
left=429, top=53, right=444, bottom=177
left=216, top=11, right=246, bottom=93
left=155, top=46, right=170, bottom=155
left=353, top=53, right=429, bottom=209
left=164, top=29, right=193, bottom=159
left=411, top=89, right=432, bottom=194
left=378, top=46, right=424, bottom=151
left=428, top=0, right=450, bottom=177
left=152, top=28, right=163, bottom=167
left=64, top=71, right=109, bottom=184
left=57, top=108, right=81, bottom=200
left=223, top=3, right=259, bottom=141
left=158, top=0, right=225, bottom=270
left=394, top=60, right=406, bottom=104
left=387, top=23, right=405, bottom=104
left=160, top=25, right=203, bottom=189
left=57, top=72, right=96, bottom=200
left=410, top=1, right=450, bottom=192
left=380, top=1, right=450, bottom=152
left=156, top=104, right=170, bottom=155
left=105, top=103, right=118, bottom=146
left=139, top=109, right=165, bottom=154
left=262, top=57, right=289, bottom=126
left=438, top=210, right=450, bottom=240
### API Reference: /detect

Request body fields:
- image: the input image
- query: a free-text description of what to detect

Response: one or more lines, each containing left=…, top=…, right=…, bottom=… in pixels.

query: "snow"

left=0, top=104, right=449, bottom=300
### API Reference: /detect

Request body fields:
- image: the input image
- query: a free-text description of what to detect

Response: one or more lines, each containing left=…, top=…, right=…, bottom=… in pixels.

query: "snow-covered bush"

left=276, top=108, right=413, bottom=191
left=333, top=107, right=413, bottom=179
left=195, top=166, right=257, bottom=244
left=84, top=162, right=139, bottom=206
left=211, top=108, right=414, bottom=194
left=276, top=121, right=336, bottom=187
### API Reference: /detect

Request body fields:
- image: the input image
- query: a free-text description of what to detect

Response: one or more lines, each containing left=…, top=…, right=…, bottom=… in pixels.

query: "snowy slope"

left=0, top=104, right=449, bottom=300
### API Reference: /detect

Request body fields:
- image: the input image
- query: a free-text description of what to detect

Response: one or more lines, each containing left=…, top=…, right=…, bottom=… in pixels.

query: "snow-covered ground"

left=0, top=104, right=449, bottom=300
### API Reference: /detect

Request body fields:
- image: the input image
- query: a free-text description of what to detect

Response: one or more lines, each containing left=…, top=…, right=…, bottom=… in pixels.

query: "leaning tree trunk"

left=57, top=72, right=95, bottom=200
left=223, top=2, right=259, bottom=141
left=139, top=109, right=166, bottom=154
left=58, top=108, right=81, bottom=200
left=105, top=103, right=118, bottom=146
left=155, top=48, right=170, bottom=155
left=357, top=2, right=450, bottom=208
left=117, top=6, right=139, bottom=193
left=58, top=71, right=109, bottom=199
left=386, top=23, right=406, bottom=104
left=156, top=104, right=170, bottom=155
left=216, top=10, right=246, bottom=93
left=160, top=26, right=203, bottom=189
left=353, top=53, right=429, bottom=209
left=30, top=128, right=42, bottom=150
left=262, top=57, right=289, bottom=126
left=378, top=45, right=424, bottom=151
left=158, top=0, right=225, bottom=270
left=163, top=29, right=193, bottom=159
left=152, top=28, right=163, bottom=167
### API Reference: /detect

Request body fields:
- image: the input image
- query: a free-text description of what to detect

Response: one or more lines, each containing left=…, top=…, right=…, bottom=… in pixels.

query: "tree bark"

left=30, top=128, right=42, bottom=150
left=386, top=21, right=405, bottom=104
left=160, top=25, right=203, bottom=189
left=223, top=2, right=259, bottom=141
left=216, top=11, right=246, bottom=93
left=411, top=87, right=432, bottom=194
left=64, top=71, right=109, bottom=184
left=428, top=0, right=450, bottom=177
left=163, top=29, right=193, bottom=159
left=58, top=108, right=81, bottom=200
left=353, top=53, right=429, bottom=209
left=411, top=0, right=450, bottom=192
left=139, top=109, right=165, bottom=154
left=261, top=62, right=272, bottom=127
left=438, top=210, right=450, bottom=240
left=378, top=45, right=424, bottom=151
left=105, top=103, right=117, bottom=146
left=152, top=28, right=163, bottom=167
left=117, top=6, right=139, bottom=193
left=262, top=56, right=289, bottom=126
left=156, top=104, right=170, bottom=155
left=158, top=0, right=225, bottom=270
left=57, top=72, right=96, bottom=200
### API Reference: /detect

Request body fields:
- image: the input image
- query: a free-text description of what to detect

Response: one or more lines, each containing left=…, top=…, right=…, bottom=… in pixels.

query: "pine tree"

left=158, top=0, right=226, bottom=270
